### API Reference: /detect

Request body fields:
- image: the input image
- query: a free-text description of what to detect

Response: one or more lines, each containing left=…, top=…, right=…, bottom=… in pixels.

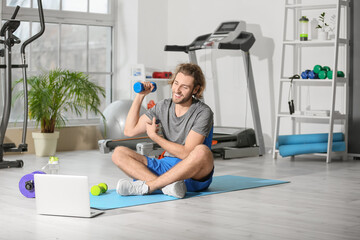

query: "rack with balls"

left=301, top=65, right=344, bottom=80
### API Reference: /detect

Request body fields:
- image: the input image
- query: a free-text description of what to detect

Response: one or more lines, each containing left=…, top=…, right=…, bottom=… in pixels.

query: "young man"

left=112, top=63, right=214, bottom=198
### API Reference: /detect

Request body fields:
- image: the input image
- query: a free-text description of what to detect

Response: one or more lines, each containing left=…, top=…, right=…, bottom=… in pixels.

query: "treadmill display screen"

left=216, top=22, right=239, bottom=34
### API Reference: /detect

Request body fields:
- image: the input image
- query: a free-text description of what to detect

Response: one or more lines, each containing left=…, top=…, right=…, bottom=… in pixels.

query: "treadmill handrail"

left=218, top=31, right=255, bottom=52
left=165, top=33, right=212, bottom=54
left=164, top=45, right=187, bottom=52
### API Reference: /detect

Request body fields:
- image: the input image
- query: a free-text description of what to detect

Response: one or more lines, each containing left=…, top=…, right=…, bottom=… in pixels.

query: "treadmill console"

left=203, top=21, right=245, bottom=48
left=215, top=22, right=240, bottom=34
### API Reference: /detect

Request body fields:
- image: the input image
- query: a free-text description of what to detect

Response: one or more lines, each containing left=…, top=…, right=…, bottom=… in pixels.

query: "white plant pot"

left=318, top=31, right=328, bottom=40
left=32, top=131, right=60, bottom=157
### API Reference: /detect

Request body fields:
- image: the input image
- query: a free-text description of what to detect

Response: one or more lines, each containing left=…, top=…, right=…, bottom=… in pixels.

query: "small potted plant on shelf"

left=316, top=12, right=330, bottom=40
left=15, top=69, right=105, bottom=157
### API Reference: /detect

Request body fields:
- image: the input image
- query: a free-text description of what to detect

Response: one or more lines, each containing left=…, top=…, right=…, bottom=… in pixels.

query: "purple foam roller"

left=19, top=171, right=46, bottom=198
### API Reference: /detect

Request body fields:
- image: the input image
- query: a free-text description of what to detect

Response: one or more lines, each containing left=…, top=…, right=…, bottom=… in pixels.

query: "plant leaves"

left=13, top=69, right=106, bottom=133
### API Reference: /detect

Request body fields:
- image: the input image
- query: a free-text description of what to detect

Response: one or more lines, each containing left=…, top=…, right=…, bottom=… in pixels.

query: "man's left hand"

left=146, top=117, right=160, bottom=139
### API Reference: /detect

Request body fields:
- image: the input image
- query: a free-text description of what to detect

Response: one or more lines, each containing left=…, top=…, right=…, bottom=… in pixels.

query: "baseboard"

left=3, top=126, right=103, bottom=155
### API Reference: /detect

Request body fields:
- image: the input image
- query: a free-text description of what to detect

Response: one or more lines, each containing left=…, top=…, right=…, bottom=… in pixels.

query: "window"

left=1, top=0, right=114, bottom=124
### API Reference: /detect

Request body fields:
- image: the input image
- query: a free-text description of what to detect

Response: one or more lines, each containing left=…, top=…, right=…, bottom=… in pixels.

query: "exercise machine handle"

left=21, top=0, right=45, bottom=54
left=165, top=33, right=212, bottom=54
left=164, top=45, right=188, bottom=52
left=0, top=6, right=21, bottom=37
left=218, top=31, right=255, bottom=52
left=20, top=0, right=45, bottom=146
left=11, top=6, right=21, bottom=19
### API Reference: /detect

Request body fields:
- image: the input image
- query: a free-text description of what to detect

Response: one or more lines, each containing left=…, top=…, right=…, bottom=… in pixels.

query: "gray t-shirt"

left=145, top=98, right=213, bottom=148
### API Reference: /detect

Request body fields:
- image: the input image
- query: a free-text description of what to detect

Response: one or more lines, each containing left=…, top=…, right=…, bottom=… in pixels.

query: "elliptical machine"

left=0, top=0, right=45, bottom=169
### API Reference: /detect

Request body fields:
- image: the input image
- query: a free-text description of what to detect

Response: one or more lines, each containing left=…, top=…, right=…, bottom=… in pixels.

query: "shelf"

left=144, top=78, right=171, bottom=82
left=285, top=0, right=349, bottom=9
left=283, top=39, right=348, bottom=46
left=280, top=78, right=347, bottom=85
left=273, top=149, right=346, bottom=157
left=277, top=113, right=346, bottom=120
left=285, top=3, right=340, bottom=10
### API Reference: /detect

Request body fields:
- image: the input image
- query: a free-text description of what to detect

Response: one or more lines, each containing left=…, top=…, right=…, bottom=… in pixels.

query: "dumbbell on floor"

left=133, top=82, right=157, bottom=93
left=91, top=183, right=108, bottom=196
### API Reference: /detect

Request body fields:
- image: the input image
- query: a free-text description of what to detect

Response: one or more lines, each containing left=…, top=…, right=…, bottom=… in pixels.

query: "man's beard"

left=172, top=92, right=193, bottom=104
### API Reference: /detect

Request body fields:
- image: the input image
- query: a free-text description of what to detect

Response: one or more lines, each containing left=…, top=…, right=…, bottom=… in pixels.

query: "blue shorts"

left=146, top=156, right=213, bottom=192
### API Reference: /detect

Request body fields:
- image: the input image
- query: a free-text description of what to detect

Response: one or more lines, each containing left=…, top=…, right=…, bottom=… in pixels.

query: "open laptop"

left=34, top=174, right=104, bottom=218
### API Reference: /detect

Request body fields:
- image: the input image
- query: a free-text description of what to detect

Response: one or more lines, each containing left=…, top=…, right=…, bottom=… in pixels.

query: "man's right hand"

left=139, top=82, right=155, bottom=95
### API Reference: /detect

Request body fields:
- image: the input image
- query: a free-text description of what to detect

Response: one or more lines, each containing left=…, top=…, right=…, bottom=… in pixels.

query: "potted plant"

left=15, top=69, right=105, bottom=156
left=316, top=12, right=330, bottom=40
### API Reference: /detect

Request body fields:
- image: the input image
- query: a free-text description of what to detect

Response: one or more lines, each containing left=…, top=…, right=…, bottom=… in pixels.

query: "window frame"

left=2, top=1, right=115, bottom=26
left=1, top=0, right=115, bottom=126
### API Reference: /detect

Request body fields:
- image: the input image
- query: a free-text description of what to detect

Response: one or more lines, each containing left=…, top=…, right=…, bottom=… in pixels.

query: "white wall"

left=138, top=0, right=168, bottom=72
left=115, top=0, right=139, bottom=100
left=115, top=0, right=168, bottom=101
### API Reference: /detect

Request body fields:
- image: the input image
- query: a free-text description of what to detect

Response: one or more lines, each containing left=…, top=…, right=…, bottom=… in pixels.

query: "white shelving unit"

left=273, top=0, right=351, bottom=163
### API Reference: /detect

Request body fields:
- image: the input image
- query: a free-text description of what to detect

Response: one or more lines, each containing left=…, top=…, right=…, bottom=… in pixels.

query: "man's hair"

left=169, top=63, right=206, bottom=99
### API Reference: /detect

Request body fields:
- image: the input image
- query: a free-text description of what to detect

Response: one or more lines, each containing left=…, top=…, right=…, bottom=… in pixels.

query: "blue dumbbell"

left=301, top=70, right=311, bottom=79
left=133, top=82, right=157, bottom=93
left=308, top=70, right=318, bottom=79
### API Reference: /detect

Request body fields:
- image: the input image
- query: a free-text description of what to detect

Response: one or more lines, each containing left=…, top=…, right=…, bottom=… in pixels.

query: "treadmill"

left=163, top=21, right=265, bottom=158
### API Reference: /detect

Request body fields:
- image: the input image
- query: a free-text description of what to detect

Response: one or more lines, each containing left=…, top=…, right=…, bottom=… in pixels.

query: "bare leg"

left=111, top=146, right=157, bottom=181
left=146, top=144, right=214, bottom=193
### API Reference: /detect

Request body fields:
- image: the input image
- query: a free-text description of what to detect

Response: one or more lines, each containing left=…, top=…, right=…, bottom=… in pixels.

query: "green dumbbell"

left=327, top=70, right=345, bottom=79
left=337, top=71, right=345, bottom=77
left=313, top=65, right=323, bottom=74
left=91, top=183, right=108, bottom=196
left=318, top=70, right=327, bottom=79
left=323, top=66, right=331, bottom=72
left=313, top=65, right=330, bottom=75
left=327, top=71, right=333, bottom=79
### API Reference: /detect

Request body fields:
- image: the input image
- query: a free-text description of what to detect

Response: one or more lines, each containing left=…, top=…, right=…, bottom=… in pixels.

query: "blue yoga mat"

left=90, top=175, right=289, bottom=210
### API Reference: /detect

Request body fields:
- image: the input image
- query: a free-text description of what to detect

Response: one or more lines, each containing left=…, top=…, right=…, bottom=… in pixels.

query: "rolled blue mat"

left=276, top=132, right=344, bottom=149
left=279, top=141, right=345, bottom=157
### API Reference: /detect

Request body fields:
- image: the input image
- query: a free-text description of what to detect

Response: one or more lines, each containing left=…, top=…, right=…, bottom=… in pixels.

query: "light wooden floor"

left=0, top=150, right=359, bottom=240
